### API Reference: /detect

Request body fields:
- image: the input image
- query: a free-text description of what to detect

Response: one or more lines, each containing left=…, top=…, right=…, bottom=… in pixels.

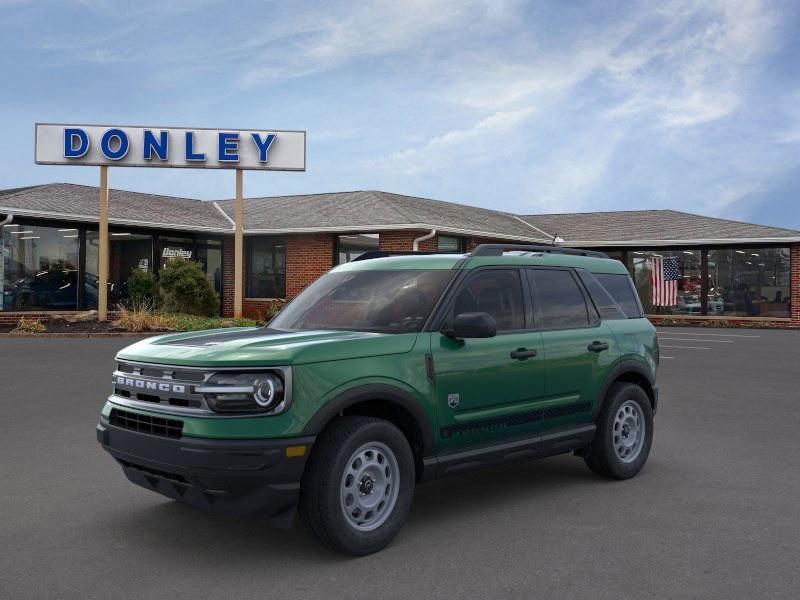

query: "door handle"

left=510, top=348, right=537, bottom=360
left=587, top=341, right=609, bottom=353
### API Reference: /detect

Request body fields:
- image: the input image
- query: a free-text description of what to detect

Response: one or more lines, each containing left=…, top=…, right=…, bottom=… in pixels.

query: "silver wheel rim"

left=340, top=441, right=400, bottom=532
left=613, top=400, right=646, bottom=463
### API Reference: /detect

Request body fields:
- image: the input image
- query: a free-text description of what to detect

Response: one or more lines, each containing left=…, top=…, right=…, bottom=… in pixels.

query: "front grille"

left=117, top=362, right=205, bottom=382
left=112, top=361, right=212, bottom=414
left=109, top=408, right=183, bottom=439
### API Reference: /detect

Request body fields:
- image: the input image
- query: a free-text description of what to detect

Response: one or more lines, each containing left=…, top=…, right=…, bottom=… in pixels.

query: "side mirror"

left=442, top=312, right=497, bottom=340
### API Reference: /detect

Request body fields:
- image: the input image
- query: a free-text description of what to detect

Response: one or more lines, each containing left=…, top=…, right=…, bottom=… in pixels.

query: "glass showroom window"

left=707, top=248, right=790, bottom=318
left=631, top=249, right=702, bottom=315
left=2, top=223, right=80, bottom=310
left=337, top=233, right=379, bottom=264
left=85, top=230, right=154, bottom=308
left=247, top=237, right=286, bottom=298
left=438, top=235, right=464, bottom=253
left=196, top=240, right=223, bottom=296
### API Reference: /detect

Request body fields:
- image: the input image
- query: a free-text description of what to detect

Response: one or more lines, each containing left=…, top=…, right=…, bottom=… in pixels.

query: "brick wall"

left=378, top=230, right=437, bottom=251
left=791, top=243, right=800, bottom=325
left=286, top=234, right=335, bottom=297
left=226, top=233, right=335, bottom=321
left=221, top=237, right=235, bottom=317
left=378, top=231, right=503, bottom=253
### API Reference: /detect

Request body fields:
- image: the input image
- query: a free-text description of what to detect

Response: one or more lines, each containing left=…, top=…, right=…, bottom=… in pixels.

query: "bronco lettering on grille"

left=114, top=376, right=186, bottom=394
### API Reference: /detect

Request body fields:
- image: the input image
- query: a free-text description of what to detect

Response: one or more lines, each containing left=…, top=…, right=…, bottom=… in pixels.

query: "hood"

left=116, top=327, right=419, bottom=367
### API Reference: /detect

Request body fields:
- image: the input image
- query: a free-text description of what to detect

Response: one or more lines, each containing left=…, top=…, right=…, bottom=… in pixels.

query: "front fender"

left=301, top=382, right=435, bottom=458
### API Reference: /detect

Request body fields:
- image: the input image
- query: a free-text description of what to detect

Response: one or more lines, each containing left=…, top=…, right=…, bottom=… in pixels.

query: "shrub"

left=158, top=259, right=220, bottom=316
left=11, top=317, right=46, bottom=334
left=127, top=269, right=161, bottom=308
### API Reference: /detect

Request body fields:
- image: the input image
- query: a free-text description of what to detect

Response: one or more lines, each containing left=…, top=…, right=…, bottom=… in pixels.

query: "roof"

left=1, top=183, right=798, bottom=245
left=518, top=210, right=800, bottom=245
left=215, top=190, right=549, bottom=241
left=0, top=183, right=231, bottom=232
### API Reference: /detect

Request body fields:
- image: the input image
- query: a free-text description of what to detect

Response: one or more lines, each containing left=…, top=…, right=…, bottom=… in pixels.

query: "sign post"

left=234, top=169, right=244, bottom=319
left=98, top=166, right=109, bottom=320
left=34, top=124, right=306, bottom=321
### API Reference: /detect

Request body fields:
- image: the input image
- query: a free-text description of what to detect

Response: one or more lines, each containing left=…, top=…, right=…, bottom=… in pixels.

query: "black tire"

left=298, top=416, right=415, bottom=556
left=584, top=382, right=653, bottom=479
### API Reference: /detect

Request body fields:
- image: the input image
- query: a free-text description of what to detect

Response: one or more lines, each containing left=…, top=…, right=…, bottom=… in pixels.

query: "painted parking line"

left=656, top=332, right=760, bottom=338
left=660, top=356, right=674, bottom=359
left=657, top=337, right=733, bottom=343
left=659, top=345, right=710, bottom=350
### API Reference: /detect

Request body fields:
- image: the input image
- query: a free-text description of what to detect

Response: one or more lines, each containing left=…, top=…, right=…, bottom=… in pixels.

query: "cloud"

left=377, top=106, right=536, bottom=175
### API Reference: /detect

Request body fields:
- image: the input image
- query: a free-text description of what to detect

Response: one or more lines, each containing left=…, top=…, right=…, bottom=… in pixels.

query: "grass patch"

left=114, top=306, right=259, bottom=333
left=10, top=317, right=46, bottom=334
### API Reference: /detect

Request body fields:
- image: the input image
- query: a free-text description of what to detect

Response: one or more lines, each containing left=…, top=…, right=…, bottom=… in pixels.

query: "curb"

left=0, top=332, right=163, bottom=338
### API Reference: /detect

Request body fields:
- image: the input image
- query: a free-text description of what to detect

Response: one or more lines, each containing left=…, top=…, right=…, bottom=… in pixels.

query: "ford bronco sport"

left=97, top=244, right=658, bottom=555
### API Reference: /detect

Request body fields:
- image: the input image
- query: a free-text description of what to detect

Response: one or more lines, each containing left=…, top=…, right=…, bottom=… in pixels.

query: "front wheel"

left=584, top=382, right=654, bottom=479
left=298, top=416, right=415, bottom=555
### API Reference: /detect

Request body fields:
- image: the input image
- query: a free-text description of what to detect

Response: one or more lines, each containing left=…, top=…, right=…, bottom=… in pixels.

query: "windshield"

left=269, top=269, right=454, bottom=333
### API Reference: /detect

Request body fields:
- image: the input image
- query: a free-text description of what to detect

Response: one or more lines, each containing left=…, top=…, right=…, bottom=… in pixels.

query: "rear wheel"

left=299, top=416, right=414, bottom=555
left=584, top=382, right=653, bottom=479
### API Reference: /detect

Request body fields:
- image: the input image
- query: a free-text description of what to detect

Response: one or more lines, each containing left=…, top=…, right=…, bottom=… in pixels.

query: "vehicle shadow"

left=102, top=454, right=604, bottom=563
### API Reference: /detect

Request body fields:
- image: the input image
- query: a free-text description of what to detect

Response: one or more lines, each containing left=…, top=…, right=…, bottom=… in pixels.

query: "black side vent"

left=109, top=408, right=183, bottom=439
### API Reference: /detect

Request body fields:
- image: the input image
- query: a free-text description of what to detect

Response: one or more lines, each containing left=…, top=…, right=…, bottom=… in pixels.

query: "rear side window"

left=576, top=270, right=626, bottom=320
left=594, top=273, right=643, bottom=318
left=528, top=269, right=589, bottom=329
left=449, top=269, right=525, bottom=332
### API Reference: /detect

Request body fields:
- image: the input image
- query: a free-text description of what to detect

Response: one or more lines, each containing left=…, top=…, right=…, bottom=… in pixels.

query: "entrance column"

left=98, top=166, right=109, bottom=321
left=234, top=168, right=244, bottom=319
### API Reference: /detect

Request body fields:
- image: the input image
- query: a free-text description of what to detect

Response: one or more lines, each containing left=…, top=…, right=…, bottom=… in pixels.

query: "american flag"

left=651, top=256, right=679, bottom=306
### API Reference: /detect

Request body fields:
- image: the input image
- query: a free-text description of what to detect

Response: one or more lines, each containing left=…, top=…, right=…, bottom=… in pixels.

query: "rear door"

left=431, top=267, right=545, bottom=451
left=527, top=268, right=617, bottom=432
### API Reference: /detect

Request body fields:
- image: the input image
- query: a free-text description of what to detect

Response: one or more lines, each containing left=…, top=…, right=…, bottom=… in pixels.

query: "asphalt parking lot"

left=1, top=327, right=799, bottom=600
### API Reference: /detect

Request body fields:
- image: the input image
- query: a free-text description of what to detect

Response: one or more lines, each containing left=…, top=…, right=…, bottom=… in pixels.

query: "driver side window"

left=449, top=269, right=525, bottom=332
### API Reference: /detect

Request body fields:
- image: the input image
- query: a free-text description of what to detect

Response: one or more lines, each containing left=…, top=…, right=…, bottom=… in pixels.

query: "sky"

left=0, top=0, right=799, bottom=228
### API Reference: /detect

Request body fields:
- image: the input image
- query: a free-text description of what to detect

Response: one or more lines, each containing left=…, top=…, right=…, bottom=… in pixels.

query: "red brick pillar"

left=221, top=237, right=235, bottom=317
left=285, top=233, right=335, bottom=298
left=791, top=244, right=800, bottom=326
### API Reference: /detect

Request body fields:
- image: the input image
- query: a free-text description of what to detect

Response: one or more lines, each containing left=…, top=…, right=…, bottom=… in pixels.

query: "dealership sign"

left=34, top=123, right=306, bottom=171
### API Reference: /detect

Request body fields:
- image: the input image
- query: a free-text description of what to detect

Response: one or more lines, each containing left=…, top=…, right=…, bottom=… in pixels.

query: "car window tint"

left=450, top=269, right=524, bottom=331
left=577, top=270, right=626, bottom=320
left=594, top=273, right=643, bottom=318
left=529, top=269, right=589, bottom=329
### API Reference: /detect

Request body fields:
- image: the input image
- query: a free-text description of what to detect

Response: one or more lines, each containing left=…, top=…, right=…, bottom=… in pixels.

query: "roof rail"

left=470, top=244, right=608, bottom=258
left=351, top=250, right=440, bottom=262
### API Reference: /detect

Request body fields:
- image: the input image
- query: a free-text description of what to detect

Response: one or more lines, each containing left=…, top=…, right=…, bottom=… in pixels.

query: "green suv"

left=97, top=244, right=658, bottom=555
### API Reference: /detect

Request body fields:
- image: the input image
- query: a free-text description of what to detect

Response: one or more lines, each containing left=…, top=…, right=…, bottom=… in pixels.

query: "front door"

left=431, top=268, right=546, bottom=452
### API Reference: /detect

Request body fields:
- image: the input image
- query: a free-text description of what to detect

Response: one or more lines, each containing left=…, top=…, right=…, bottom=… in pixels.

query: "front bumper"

left=97, top=418, right=315, bottom=529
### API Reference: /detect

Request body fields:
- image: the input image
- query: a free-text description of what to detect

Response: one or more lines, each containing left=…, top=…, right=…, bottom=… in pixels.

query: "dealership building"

left=1, top=182, right=799, bottom=328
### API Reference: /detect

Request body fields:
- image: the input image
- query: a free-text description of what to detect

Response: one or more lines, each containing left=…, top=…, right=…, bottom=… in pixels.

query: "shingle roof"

left=0, top=183, right=230, bottom=232
left=519, top=210, right=800, bottom=245
left=1, top=183, right=798, bottom=244
left=215, top=190, right=550, bottom=240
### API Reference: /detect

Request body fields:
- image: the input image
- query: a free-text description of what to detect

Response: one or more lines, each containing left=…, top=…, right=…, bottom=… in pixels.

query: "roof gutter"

left=212, top=201, right=236, bottom=230
left=413, top=228, right=437, bottom=251
left=0, top=212, right=12, bottom=227
left=0, top=206, right=230, bottom=233
left=561, top=237, right=800, bottom=247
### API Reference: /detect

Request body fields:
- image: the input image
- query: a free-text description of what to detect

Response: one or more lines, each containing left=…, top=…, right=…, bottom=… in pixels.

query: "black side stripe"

left=440, top=401, right=592, bottom=438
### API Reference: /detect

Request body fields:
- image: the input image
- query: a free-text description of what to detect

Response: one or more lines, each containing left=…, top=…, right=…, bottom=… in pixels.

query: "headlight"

left=197, top=372, right=286, bottom=414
